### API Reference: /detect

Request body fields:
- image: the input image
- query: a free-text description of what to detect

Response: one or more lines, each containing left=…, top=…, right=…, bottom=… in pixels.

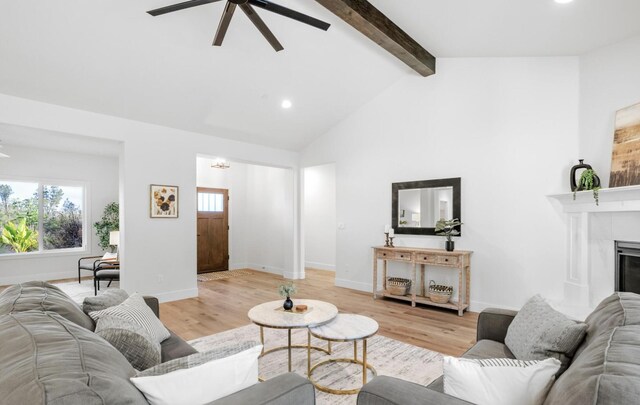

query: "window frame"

left=0, top=176, right=90, bottom=259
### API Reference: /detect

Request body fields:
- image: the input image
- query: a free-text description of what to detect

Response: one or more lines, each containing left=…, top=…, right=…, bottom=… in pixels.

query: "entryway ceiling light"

left=554, top=0, right=574, bottom=4
left=211, top=158, right=230, bottom=169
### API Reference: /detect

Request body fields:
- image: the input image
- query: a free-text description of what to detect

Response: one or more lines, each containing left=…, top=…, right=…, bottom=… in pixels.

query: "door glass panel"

left=198, top=192, right=224, bottom=212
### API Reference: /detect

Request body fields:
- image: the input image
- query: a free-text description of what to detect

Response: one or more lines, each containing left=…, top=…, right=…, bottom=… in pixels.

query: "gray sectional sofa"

left=0, top=281, right=315, bottom=405
left=358, top=292, right=640, bottom=405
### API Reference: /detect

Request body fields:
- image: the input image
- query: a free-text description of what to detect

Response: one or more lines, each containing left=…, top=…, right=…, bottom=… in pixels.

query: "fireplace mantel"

left=547, top=185, right=640, bottom=319
left=548, top=185, right=640, bottom=213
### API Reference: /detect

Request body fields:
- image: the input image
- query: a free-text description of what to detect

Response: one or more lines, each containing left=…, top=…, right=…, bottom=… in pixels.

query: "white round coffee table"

left=308, top=314, right=379, bottom=395
left=248, top=299, right=338, bottom=377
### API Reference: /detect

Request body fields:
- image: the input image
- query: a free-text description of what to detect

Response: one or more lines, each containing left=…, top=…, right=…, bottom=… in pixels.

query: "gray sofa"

left=358, top=292, right=640, bottom=405
left=0, top=281, right=314, bottom=405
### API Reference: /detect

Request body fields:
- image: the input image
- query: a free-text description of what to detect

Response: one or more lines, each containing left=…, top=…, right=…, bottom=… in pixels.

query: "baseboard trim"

left=469, top=299, right=518, bottom=313
left=0, top=270, right=78, bottom=287
left=247, top=264, right=284, bottom=276
left=305, top=261, right=336, bottom=272
left=154, top=287, right=199, bottom=303
left=335, top=278, right=372, bottom=293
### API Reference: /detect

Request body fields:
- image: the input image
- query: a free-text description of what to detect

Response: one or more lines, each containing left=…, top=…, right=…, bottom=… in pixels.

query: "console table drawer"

left=436, top=256, right=458, bottom=265
left=415, top=255, right=437, bottom=264
left=393, top=252, right=412, bottom=261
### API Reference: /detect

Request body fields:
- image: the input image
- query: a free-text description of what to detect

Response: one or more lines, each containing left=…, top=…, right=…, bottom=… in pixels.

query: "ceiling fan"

left=147, top=0, right=331, bottom=51
left=0, top=144, right=9, bottom=159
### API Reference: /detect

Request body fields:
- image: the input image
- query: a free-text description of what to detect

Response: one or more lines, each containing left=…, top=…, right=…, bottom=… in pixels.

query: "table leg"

left=411, top=262, right=417, bottom=307
left=354, top=340, right=358, bottom=361
left=458, top=268, right=463, bottom=316
left=288, top=329, right=292, bottom=372
left=328, top=341, right=332, bottom=354
left=466, top=265, right=471, bottom=309
left=260, top=326, right=265, bottom=355
left=363, top=339, right=368, bottom=385
left=421, top=264, right=425, bottom=296
left=373, top=254, right=378, bottom=299
left=307, top=329, right=311, bottom=377
left=383, top=260, right=388, bottom=291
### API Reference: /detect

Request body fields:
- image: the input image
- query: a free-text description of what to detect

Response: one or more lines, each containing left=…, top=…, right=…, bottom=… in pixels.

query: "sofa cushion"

left=83, top=288, right=129, bottom=314
left=505, top=295, right=587, bottom=373
left=544, top=325, right=640, bottom=405
left=161, top=330, right=198, bottom=362
left=0, top=310, right=148, bottom=405
left=573, top=292, right=640, bottom=360
left=0, top=281, right=95, bottom=331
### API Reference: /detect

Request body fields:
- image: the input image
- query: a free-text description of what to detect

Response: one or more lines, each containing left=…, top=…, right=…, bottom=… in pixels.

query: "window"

left=0, top=180, right=86, bottom=255
left=198, top=192, right=224, bottom=212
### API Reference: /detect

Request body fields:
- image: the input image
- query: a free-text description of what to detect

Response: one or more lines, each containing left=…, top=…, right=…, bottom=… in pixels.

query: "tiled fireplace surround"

left=549, top=185, right=640, bottom=319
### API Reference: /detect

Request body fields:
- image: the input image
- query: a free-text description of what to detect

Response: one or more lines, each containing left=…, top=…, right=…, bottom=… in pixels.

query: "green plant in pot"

left=435, top=218, right=462, bottom=252
left=278, top=282, right=297, bottom=310
left=573, top=169, right=601, bottom=206
left=94, top=202, right=119, bottom=251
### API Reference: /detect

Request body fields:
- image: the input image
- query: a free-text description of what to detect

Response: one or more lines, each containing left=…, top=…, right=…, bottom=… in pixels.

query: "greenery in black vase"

left=573, top=169, right=600, bottom=206
left=94, top=202, right=119, bottom=250
left=435, top=218, right=463, bottom=242
left=278, top=282, right=297, bottom=298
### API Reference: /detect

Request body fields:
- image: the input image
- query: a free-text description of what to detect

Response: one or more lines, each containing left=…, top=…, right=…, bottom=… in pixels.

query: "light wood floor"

left=161, top=269, right=478, bottom=356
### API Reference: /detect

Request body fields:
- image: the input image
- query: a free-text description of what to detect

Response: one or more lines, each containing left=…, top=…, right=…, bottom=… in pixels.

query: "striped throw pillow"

left=90, top=293, right=170, bottom=343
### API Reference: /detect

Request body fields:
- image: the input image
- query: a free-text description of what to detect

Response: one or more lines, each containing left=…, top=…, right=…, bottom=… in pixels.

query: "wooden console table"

left=372, top=246, right=472, bottom=316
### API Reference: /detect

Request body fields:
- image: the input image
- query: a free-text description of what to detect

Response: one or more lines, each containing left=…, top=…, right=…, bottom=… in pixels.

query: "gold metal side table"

left=248, top=299, right=338, bottom=380
left=308, top=314, right=379, bottom=395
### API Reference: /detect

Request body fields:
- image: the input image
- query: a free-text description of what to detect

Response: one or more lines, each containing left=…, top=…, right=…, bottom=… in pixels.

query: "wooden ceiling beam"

left=315, top=0, right=436, bottom=77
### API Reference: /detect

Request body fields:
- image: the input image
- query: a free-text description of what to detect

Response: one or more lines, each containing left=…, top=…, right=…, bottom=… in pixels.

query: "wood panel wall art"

left=610, top=102, right=640, bottom=187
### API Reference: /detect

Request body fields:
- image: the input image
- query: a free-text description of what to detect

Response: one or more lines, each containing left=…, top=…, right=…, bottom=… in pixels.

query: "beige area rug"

left=189, top=324, right=443, bottom=405
left=55, top=280, right=120, bottom=304
left=197, top=269, right=254, bottom=282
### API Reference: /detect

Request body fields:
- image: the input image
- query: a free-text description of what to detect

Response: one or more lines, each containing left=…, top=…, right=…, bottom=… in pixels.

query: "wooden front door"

left=197, top=188, right=229, bottom=273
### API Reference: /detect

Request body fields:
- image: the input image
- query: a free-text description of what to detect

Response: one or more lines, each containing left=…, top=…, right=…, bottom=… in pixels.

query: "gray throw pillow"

left=505, top=295, right=587, bottom=373
left=83, top=288, right=129, bottom=314
left=95, top=315, right=161, bottom=371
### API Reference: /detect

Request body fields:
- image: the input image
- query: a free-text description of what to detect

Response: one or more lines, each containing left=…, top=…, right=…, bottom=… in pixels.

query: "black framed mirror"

left=392, top=178, right=461, bottom=236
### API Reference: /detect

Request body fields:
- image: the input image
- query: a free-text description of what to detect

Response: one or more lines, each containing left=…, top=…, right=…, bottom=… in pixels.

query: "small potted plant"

left=573, top=168, right=601, bottom=206
left=278, top=282, right=297, bottom=311
left=435, top=218, right=463, bottom=252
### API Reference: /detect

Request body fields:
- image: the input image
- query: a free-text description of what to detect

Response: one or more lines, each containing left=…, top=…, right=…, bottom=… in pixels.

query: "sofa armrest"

left=143, top=296, right=160, bottom=318
left=476, top=308, right=518, bottom=344
left=208, top=373, right=315, bottom=405
left=357, top=376, right=473, bottom=405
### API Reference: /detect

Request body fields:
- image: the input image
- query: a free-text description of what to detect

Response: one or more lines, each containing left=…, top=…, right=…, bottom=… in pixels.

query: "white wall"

left=579, top=33, right=640, bottom=186
left=245, top=164, right=291, bottom=275
left=301, top=57, right=580, bottom=311
left=304, top=164, right=337, bottom=271
left=0, top=94, right=301, bottom=302
left=0, top=144, right=119, bottom=284
left=196, top=158, right=291, bottom=274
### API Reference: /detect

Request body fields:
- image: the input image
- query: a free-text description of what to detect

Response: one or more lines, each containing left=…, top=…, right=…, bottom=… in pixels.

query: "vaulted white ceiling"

left=1, top=0, right=639, bottom=150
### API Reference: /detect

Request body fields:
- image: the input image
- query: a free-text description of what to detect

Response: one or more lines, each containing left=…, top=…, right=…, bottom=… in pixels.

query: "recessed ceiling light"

left=281, top=99, right=292, bottom=109
left=554, top=0, right=574, bottom=4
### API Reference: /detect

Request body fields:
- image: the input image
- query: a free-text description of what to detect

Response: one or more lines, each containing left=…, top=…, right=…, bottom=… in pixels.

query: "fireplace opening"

left=615, top=241, right=640, bottom=294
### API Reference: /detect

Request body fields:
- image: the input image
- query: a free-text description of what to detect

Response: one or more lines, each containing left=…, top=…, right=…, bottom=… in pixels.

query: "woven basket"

left=387, top=277, right=411, bottom=296
left=428, top=280, right=453, bottom=304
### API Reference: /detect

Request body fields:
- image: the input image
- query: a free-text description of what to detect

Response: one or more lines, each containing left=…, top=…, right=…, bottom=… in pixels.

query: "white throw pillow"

left=130, top=344, right=262, bottom=405
left=443, top=357, right=561, bottom=405
left=89, top=293, right=170, bottom=343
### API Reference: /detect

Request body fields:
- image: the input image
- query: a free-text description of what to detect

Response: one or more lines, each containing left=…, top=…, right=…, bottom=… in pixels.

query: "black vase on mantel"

left=283, top=296, right=293, bottom=311
left=570, top=159, right=601, bottom=191
left=445, top=240, right=455, bottom=252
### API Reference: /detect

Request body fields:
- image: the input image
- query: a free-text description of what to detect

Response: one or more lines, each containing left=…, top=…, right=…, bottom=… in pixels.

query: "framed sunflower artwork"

left=150, top=185, right=179, bottom=218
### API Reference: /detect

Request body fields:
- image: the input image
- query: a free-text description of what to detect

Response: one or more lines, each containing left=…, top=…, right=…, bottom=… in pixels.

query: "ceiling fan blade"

left=147, top=0, right=223, bottom=17
left=213, top=2, right=237, bottom=46
left=239, top=3, right=283, bottom=52
left=0, top=152, right=9, bottom=158
left=248, top=0, right=330, bottom=31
